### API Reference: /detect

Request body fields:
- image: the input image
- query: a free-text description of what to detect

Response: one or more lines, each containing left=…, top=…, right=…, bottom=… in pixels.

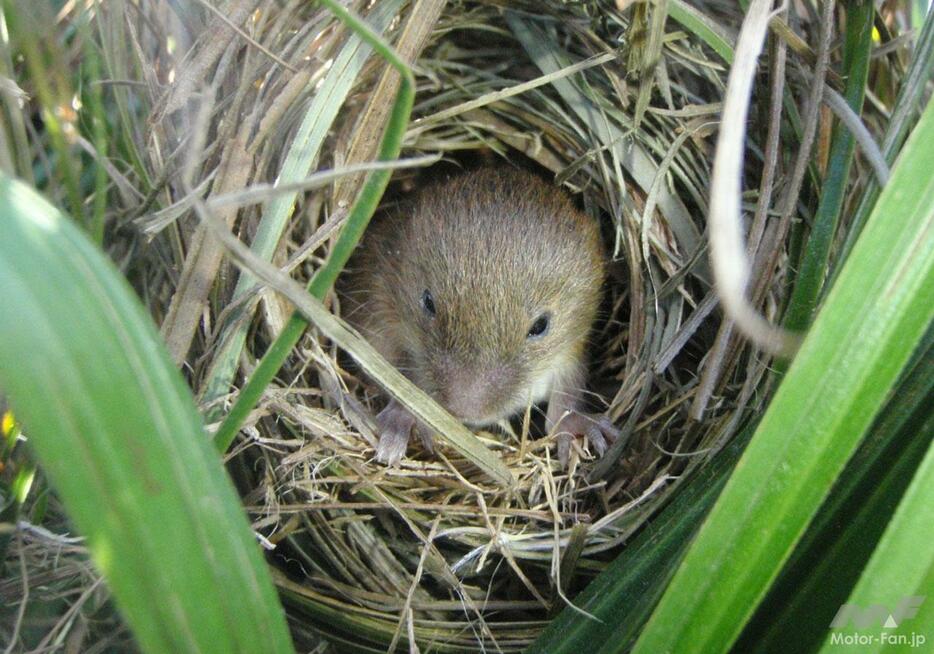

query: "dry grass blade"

left=707, top=0, right=801, bottom=358
left=161, top=135, right=253, bottom=364
left=333, top=0, right=447, bottom=205
left=198, top=0, right=404, bottom=414
left=193, top=197, right=515, bottom=486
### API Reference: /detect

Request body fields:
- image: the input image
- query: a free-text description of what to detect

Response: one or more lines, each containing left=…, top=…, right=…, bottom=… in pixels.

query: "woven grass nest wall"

left=8, top=0, right=897, bottom=651
left=143, top=1, right=796, bottom=650
left=181, top=3, right=768, bottom=650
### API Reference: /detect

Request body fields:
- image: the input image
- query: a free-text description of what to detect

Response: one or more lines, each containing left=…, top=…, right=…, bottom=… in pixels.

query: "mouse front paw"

left=374, top=400, right=436, bottom=465
left=375, top=402, right=415, bottom=465
left=552, top=412, right=620, bottom=466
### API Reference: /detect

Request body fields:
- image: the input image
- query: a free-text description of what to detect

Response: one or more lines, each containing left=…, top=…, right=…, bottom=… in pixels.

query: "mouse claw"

left=415, top=423, right=436, bottom=455
left=374, top=402, right=416, bottom=466
left=552, top=412, right=619, bottom=466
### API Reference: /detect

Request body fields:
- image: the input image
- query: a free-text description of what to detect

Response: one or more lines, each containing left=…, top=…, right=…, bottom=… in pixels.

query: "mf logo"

left=830, top=596, right=925, bottom=629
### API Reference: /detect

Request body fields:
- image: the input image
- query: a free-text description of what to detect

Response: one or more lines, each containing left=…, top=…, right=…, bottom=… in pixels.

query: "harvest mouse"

left=343, top=167, right=618, bottom=466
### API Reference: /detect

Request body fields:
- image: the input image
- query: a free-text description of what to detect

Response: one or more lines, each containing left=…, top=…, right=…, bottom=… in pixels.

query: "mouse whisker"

left=547, top=383, right=611, bottom=408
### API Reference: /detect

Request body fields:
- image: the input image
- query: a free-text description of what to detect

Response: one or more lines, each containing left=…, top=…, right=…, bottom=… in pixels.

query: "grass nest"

left=200, top=2, right=768, bottom=650
left=7, top=0, right=896, bottom=650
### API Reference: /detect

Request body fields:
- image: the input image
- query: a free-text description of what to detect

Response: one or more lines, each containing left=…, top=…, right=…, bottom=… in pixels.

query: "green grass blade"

left=4, top=3, right=88, bottom=226
left=212, top=0, right=416, bottom=455
left=535, top=329, right=932, bottom=654
left=737, top=330, right=934, bottom=651
left=782, top=0, right=873, bottom=334
left=526, top=422, right=756, bottom=654
left=197, top=198, right=514, bottom=486
left=200, top=0, right=402, bottom=416
left=0, top=12, right=33, bottom=182
left=817, top=432, right=934, bottom=652
left=669, top=0, right=735, bottom=64
left=630, top=95, right=934, bottom=654
left=0, top=176, right=294, bottom=654
left=837, top=8, right=934, bottom=268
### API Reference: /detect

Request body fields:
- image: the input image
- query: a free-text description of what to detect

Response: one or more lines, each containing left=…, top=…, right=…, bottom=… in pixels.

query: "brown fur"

left=343, top=167, right=605, bottom=427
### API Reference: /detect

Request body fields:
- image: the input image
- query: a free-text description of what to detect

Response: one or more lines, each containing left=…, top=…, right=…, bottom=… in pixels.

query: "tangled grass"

left=2, top=0, right=913, bottom=650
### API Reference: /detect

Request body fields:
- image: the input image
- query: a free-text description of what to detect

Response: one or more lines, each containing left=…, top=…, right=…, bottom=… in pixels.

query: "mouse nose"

left=438, top=364, right=507, bottom=425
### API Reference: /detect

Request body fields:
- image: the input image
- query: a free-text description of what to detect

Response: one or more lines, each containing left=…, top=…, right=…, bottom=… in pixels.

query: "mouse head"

left=369, top=169, right=605, bottom=425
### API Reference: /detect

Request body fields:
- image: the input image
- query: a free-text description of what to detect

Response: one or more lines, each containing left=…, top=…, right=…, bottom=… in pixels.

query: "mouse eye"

left=527, top=313, right=550, bottom=339
left=421, top=289, right=436, bottom=318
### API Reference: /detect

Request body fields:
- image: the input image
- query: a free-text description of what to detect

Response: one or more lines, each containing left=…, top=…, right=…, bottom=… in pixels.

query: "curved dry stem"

left=708, top=0, right=801, bottom=358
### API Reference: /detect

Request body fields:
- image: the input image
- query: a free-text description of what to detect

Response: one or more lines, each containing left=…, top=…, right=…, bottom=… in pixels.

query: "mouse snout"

left=435, top=361, right=511, bottom=425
